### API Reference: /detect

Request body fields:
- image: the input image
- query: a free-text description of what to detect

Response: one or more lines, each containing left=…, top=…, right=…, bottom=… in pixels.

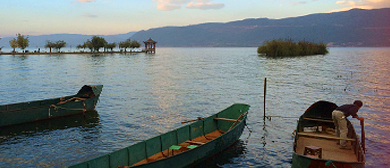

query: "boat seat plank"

left=213, top=118, right=241, bottom=122
left=303, top=117, right=333, bottom=123
left=296, top=136, right=358, bottom=162
left=298, top=132, right=355, bottom=141
left=185, top=140, right=205, bottom=145
left=131, top=130, right=224, bottom=167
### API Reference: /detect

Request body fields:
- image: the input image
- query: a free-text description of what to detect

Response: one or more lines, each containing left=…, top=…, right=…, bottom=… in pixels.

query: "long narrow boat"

left=67, top=103, right=250, bottom=168
left=0, top=85, right=103, bottom=127
left=292, top=101, right=365, bottom=168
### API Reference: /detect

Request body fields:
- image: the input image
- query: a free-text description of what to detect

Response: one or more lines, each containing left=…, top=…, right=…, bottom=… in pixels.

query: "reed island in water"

left=257, top=39, right=329, bottom=57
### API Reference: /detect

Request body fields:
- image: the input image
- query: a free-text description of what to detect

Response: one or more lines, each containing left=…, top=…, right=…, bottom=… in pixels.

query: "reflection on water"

left=0, top=48, right=389, bottom=167
left=196, top=140, right=247, bottom=168
left=0, top=111, right=100, bottom=141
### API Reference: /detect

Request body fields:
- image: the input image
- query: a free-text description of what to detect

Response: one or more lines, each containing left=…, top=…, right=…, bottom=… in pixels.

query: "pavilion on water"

left=143, top=38, right=157, bottom=53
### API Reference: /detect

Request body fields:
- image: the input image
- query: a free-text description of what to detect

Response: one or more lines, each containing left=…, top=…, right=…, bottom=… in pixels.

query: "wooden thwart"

left=228, top=112, right=248, bottom=131
left=298, top=132, right=356, bottom=141
left=131, top=130, right=224, bottom=167
left=185, top=140, right=205, bottom=145
left=303, top=117, right=333, bottom=123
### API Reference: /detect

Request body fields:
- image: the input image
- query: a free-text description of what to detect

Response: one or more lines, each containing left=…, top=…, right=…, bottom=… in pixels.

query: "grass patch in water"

left=257, top=39, right=328, bottom=57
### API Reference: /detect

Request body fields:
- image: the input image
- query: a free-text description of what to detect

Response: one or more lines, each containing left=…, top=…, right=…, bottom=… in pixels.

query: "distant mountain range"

left=1, top=8, right=389, bottom=49
left=130, top=8, right=390, bottom=47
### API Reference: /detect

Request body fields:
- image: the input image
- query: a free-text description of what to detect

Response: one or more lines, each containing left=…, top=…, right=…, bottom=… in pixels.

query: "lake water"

left=0, top=47, right=389, bottom=168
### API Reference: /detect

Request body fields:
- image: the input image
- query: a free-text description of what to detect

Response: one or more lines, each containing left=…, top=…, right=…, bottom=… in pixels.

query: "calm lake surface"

left=0, top=47, right=389, bottom=168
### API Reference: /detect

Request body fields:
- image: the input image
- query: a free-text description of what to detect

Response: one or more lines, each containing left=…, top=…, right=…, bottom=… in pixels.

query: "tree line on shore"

left=4, top=34, right=141, bottom=53
left=257, top=39, right=328, bottom=57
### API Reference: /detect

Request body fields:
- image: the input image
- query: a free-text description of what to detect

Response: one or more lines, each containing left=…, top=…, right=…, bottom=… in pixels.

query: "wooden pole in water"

left=360, top=120, right=365, bottom=153
left=264, top=78, right=267, bottom=121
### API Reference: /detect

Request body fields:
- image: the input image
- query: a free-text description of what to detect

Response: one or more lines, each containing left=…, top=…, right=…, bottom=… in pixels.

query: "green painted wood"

left=88, top=154, right=110, bottom=168
left=161, top=130, right=178, bottom=151
left=203, top=114, right=218, bottom=134
left=145, top=136, right=162, bottom=158
left=129, top=142, right=146, bottom=166
left=176, top=125, right=190, bottom=144
left=169, top=145, right=181, bottom=150
left=190, top=120, right=203, bottom=140
left=186, top=145, right=197, bottom=149
left=110, top=148, right=129, bottom=168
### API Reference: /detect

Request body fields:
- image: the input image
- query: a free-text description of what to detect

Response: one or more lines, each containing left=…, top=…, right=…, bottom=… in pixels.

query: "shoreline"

left=0, top=50, right=145, bottom=56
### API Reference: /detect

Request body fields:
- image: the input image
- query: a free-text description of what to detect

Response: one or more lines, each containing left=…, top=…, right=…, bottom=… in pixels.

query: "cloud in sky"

left=84, top=13, right=98, bottom=18
left=153, top=0, right=225, bottom=11
left=333, top=0, right=390, bottom=12
left=71, top=0, right=96, bottom=4
left=291, top=1, right=307, bottom=6
left=186, top=1, right=224, bottom=10
left=78, top=0, right=96, bottom=2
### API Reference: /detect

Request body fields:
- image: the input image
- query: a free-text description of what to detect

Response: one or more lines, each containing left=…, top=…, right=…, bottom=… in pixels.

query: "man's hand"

left=353, top=116, right=364, bottom=121
left=357, top=117, right=364, bottom=121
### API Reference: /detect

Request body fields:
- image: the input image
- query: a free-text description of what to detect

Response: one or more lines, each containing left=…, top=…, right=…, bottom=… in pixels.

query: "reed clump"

left=257, top=39, right=328, bottom=57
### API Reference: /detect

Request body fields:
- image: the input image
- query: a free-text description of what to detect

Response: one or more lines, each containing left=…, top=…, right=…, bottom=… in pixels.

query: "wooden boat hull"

left=67, top=103, right=250, bottom=168
left=0, top=85, right=103, bottom=127
left=291, top=101, right=365, bottom=168
left=292, top=152, right=364, bottom=168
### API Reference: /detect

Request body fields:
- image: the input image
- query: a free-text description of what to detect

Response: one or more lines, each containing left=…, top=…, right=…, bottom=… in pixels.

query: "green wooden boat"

left=67, top=103, right=250, bottom=168
left=292, top=101, right=365, bottom=168
left=0, top=85, right=103, bottom=128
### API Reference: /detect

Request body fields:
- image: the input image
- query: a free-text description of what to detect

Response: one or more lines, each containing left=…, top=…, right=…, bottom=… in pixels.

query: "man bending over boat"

left=332, top=100, right=364, bottom=150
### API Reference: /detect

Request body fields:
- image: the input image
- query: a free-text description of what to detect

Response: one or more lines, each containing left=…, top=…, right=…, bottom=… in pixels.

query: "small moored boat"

left=67, top=103, right=250, bottom=168
left=0, top=85, right=103, bottom=127
left=292, top=101, right=365, bottom=168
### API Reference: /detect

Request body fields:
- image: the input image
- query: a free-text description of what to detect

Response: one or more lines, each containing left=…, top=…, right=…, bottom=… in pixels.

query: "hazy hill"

left=131, top=8, right=390, bottom=47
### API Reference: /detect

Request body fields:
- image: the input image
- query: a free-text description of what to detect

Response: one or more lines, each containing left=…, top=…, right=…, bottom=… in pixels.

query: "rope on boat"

left=48, top=103, right=87, bottom=117
left=57, top=96, right=87, bottom=105
left=47, top=96, right=88, bottom=115
left=50, top=104, right=86, bottom=111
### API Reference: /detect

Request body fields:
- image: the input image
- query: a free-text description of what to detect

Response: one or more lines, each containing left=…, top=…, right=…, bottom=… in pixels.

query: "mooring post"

left=360, top=120, right=365, bottom=153
left=264, top=78, right=267, bottom=121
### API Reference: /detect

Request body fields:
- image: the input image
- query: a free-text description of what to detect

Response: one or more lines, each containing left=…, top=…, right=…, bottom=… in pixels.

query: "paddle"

left=181, top=117, right=203, bottom=124
left=228, top=112, right=248, bottom=131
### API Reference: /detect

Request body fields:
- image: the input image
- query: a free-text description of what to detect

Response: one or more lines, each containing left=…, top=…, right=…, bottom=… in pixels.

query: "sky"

left=1, top=0, right=390, bottom=37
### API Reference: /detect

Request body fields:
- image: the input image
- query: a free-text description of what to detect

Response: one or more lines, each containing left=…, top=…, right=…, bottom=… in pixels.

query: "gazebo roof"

left=143, top=38, right=157, bottom=44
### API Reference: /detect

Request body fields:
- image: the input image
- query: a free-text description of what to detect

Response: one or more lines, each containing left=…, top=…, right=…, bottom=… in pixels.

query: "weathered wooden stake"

left=264, top=78, right=267, bottom=121
left=360, top=120, right=365, bottom=153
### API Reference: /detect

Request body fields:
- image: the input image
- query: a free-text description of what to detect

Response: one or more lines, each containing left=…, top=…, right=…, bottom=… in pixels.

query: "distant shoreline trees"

left=76, top=36, right=141, bottom=53
left=45, top=40, right=67, bottom=53
left=257, top=39, right=328, bottom=57
left=6, top=34, right=142, bottom=54
left=119, top=38, right=140, bottom=52
left=8, top=34, right=30, bottom=53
